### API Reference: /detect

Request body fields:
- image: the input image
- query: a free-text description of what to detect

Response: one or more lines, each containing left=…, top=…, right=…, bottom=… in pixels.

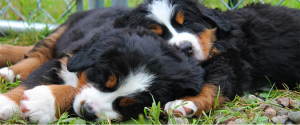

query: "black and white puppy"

left=116, top=0, right=300, bottom=120
left=66, top=28, right=205, bottom=121
left=115, top=0, right=230, bottom=61
left=0, top=27, right=205, bottom=123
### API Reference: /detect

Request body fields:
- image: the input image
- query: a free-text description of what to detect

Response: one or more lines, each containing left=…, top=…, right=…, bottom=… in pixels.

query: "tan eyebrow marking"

left=176, top=11, right=185, bottom=25
left=106, top=72, right=117, bottom=88
left=150, top=24, right=163, bottom=35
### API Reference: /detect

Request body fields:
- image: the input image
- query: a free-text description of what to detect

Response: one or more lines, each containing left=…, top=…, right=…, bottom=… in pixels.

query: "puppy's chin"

left=73, top=84, right=122, bottom=121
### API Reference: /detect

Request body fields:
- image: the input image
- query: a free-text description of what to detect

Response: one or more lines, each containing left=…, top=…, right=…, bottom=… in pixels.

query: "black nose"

left=81, top=102, right=98, bottom=120
left=179, top=42, right=193, bottom=57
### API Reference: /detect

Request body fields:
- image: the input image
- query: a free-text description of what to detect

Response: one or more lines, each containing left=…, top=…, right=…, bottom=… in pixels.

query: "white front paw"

left=20, top=86, right=57, bottom=124
left=164, top=100, right=198, bottom=118
left=0, top=94, right=19, bottom=120
left=0, top=67, right=15, bottom=82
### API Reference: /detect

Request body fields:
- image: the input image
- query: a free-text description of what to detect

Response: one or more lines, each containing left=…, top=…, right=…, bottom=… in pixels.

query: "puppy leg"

left=20, top=85, right=76, bottom=124
left=0, top=45, right=33, bottom=68
left=164, top=84, right=229, bottom=118
left=0, top=25, right=68, bottom=81
left=0, top=58, right=72, bottom=121
left=0, top=86, right=27, bottom=120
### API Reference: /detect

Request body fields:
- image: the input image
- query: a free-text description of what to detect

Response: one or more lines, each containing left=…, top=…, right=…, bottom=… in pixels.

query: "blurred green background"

left=0, top=0, right=299, bottom=45
left=1, top=0, right=300, bottom=24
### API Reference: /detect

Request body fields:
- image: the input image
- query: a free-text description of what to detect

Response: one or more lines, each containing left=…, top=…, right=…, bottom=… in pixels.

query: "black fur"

left=117, top=0, right=300, bottom=99
left=114, top=0, right=230, bottom=40
left=16, top=0, right=300, bottom=121
left=19, top=7, right=205, bottom=121
left=205, top=4, right=300, bottom=99
left=67, top=28, right=205, bottom=120
left=21, top=7, right=131, bottom=89
left=55, top=7, right=131, bottom=57
left=21, top=60, right=64, bottom=89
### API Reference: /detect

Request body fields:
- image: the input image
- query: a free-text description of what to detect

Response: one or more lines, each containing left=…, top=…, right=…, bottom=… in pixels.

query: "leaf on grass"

left=259, top=93, right=269, bottom=98
left=16, top=120, right=26, bottom=124
left=62, top=118, right=76, bottom=123
left=76, top=118, right=86, bottom=124
left=216, top=115, right=233, bottom=124
left=257, top=116, right=269, bottom=123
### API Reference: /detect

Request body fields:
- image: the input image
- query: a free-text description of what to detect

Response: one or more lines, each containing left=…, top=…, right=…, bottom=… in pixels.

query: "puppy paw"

left=0, top=94, right=19, bottom=120
left=20, top=86, right=57, bottom=124
left=164, top=100, right=198, bottom=118
left=0, top=67, right=18, bottom=82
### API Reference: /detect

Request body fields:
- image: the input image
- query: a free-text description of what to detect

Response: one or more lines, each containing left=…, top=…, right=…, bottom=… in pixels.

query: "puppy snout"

left=179, top=42, right=193, bottom=57
left=81, top=102, right=98, bottom=120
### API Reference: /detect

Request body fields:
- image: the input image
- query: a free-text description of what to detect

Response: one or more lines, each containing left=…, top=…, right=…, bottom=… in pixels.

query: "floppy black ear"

left=198, top=5, right=231, bottom=31
left=67, top=45, right=98, bottom=72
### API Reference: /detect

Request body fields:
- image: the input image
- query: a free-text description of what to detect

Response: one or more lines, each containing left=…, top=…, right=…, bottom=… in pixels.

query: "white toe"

left=0, top=67, right=15, bottom=82
left=21, top=86, right=57, bottom=124
left=164, top=100, right=197, bottom=118
left=0, top=94, right=18, bottom=120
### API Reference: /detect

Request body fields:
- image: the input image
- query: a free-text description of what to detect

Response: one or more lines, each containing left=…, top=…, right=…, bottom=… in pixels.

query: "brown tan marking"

left=119, top=97, right=138, bottom=107
left=106, top=72, right=117, bottom=88
left=3, top=86, right=27, bottom=106
left=181, top=84, right=229, bottom=116
left=0, top=45, right=33, bottom=68
left=59, top=57, right=69, bottom=65
left=76, top=72, right=88, bottom=90
left=80, top=100, right=85, bottom=106
left=8, top=25, right=68, bottom=81
left=150, top=24, right=163, bottom=35
left=176, top=11, right=185, bottom=25
left=209, top=47, right=219, bottom=58
left=198, top=28, right=217, bottom=60
left=48, top=85, right=77, bottom=119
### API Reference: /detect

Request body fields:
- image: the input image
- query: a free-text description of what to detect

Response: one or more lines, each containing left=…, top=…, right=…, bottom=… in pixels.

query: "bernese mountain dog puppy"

left=114, top=0, right=230, bottom=61
left=0, top=0, right=299, bottom=123
left=115, top=0, right=300, bottom=119
left=0, top=7, right=204, bottom=123
left=17, top=28, right=203, bottom=123
left=66, top=28, right=204, bottom=121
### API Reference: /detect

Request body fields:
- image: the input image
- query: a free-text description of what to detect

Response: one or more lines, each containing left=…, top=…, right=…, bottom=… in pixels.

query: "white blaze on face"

left=73, top=66, right=155, bottom=121
left=169, top=33, right=204, bottom=61
left=147, top=0, right=204, bottom=61
left=147, top=0, right=178, bottom=35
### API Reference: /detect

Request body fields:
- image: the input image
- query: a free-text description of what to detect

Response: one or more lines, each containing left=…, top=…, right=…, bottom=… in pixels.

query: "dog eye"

left=176, top=11, right=184, bottom=25
left=183, top=21, right=191, bottom=27
left=85, top=67, right=103, bottom=81
left=149, top=24, right=163, bottom=35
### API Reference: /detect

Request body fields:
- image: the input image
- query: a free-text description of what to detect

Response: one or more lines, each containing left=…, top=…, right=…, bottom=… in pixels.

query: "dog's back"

left=54, top=7, right=131, bottom=57
left=204, top=4, right=300, bottom=99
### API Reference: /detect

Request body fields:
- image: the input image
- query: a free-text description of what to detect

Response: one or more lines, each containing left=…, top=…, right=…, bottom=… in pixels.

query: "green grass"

left=1, top=78, right=299, bottom=124
left=1, top=0, right=300, bottom=124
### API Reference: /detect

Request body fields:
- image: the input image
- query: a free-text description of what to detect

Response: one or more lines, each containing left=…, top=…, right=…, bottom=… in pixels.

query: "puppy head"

left=115, top=0, right=231, bottom=61
left=67, top=28, right=205, bottom=121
